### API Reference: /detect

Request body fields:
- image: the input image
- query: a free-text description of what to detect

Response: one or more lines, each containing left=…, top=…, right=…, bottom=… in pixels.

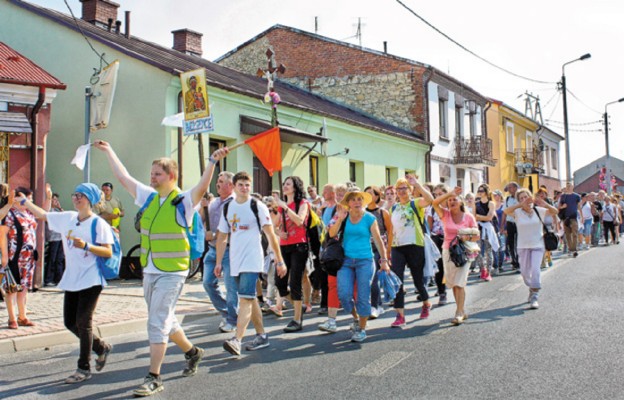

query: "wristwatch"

left=276, top=261, right=285, bottom=267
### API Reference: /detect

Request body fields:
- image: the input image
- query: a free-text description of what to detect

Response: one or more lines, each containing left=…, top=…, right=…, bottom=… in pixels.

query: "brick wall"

left=218, top=27, right=428, bottom=133
left=172, top=29, right=203, bottom=56
left=80, top=0, right=119, bottom=25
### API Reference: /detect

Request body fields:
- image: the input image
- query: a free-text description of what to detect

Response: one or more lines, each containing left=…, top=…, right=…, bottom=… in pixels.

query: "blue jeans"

left=234, top=272, right=259, bottom=299
left=337, top=257, right=374, bottom=318
left=202, top=246, right=238, bottom=325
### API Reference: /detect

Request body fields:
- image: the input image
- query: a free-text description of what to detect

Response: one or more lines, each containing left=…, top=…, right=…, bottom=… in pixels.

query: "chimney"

left=124, top=11, right=131, bottom=38
left=172, top=29, right=203, bottom=57
left=80, top=0, right=120, bottom=29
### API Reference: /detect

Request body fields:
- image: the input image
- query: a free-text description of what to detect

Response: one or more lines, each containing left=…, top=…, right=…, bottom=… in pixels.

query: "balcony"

left=453, top=136, right=496, bottom=167
left=514, top=148, right=544, bottom=175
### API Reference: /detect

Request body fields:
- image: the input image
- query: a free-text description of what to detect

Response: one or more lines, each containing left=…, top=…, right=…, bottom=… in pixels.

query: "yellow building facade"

left=487, top=100, right=542, bottom=192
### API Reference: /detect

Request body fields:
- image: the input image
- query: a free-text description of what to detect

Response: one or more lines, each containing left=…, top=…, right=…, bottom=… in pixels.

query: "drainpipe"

left=483, top=100, right=492, bottom=184
left=29, top=86, right=45, bottom=202
left=422, top=67, right=434, bottom=182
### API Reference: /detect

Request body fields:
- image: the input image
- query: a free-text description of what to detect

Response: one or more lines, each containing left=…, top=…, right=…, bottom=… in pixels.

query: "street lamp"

left=561, top=53, right=591, bottom=183
left=604, top=97, right=624, bottom=194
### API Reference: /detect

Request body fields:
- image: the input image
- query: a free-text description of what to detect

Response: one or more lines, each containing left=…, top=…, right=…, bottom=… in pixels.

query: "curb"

left=0, top=310, right=219, bottom=355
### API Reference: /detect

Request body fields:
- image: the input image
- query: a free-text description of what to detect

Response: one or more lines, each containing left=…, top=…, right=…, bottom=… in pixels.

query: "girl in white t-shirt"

left=16, top=183, right=114, bottom=384
left=503, top=188, right=558, bottom=310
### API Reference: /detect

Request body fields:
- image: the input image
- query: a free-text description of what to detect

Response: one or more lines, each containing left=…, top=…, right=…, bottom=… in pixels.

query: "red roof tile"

left=0, top=42, right=66, bottom=89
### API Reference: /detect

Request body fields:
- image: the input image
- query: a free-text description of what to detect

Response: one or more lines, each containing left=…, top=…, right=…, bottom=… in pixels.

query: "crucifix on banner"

left=257, top=48, right=286, bottom=127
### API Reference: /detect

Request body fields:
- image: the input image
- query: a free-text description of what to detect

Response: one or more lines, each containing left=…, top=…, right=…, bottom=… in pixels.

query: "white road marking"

left=470, top=298, right=497, bottom=310
left=353, top=351, right=412, bottom=377
left=283, top=344, right=316, bottom=352
left=499, top=282, right=523, bottom=291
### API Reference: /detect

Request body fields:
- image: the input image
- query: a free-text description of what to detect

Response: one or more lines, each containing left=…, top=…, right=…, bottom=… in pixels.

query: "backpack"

left=91, top=217, right=122, bottom=280
left=172, top=195, right=205, bottom=260
left=222, top=197, right=262, bottom=230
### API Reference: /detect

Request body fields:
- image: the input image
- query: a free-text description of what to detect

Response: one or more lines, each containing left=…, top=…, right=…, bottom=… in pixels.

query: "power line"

left=394, top=0, right=556, bottom=85
left=547, top=93, right=561, bottom=121
left=565, top=87, right=602, bottom=115
left=544, top=119, right=602, bottom=126
left=63, top=0, right=109, bottom=74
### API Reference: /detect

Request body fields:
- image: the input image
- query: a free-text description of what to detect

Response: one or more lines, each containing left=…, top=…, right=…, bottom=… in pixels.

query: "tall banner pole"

left=84, top=86, right=92, bottom=183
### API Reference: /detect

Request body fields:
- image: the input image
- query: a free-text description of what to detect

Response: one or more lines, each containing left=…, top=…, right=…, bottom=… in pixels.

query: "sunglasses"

left=71, top=193, right=86, bottom=200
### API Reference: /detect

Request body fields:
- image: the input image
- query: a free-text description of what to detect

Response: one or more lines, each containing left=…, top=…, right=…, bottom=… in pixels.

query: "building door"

left=253, top=156, right=272, bottom=196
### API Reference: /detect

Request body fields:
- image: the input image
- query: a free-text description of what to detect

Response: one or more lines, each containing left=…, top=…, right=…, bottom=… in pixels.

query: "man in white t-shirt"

left=215, top=171, right=286, bottom=356
left=94, top=140, right=227, bottom=397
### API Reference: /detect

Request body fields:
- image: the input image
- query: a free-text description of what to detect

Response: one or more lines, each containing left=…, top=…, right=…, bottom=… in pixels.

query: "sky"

left=31, top=0, right=624, bottom=178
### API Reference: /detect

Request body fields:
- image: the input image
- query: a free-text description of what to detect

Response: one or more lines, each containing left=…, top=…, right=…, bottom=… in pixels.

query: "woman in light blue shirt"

left=328, top=188, right=389, bottom=343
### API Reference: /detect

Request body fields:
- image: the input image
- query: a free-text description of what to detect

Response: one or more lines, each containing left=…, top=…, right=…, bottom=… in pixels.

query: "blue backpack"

left=136, top=192, right=205, bottom=260
left=91, top=217, right=122, bottom=280
left=172, top=194, right=205, bottom=260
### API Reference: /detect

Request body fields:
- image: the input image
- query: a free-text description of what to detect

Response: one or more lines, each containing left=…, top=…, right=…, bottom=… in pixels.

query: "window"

left=385, top=168, right=391, bottom=186
left=208, top=139, right=227, bottom=194
left=506, top=123, right=514, bottom=154
left=456, top=168, right=465, bottom=190
left=0, top=102, right=7, bottom=112
left=469, top=112, right=477, bottom=137
left=551, top=148, right=558, bottom=170
left=349, top=161, right=356, bottom=183
left=526, top=132, right=533, bottom=152
left=439, top=99, right=448, bottom=139
left=544, top=145, right=551, bottom=172
left=455, top=106, right=462, bottom=138
left=309, top=156, right=319, bottom=188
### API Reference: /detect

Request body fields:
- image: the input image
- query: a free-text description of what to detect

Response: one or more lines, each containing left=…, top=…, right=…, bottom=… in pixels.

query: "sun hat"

left=339, top=186, right=373, bottom=208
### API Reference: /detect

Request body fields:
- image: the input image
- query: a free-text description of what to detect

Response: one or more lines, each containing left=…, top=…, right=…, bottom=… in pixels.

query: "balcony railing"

left=453, top=136, right=496, bottom=167
left=514, top=148, right=544, bottom=174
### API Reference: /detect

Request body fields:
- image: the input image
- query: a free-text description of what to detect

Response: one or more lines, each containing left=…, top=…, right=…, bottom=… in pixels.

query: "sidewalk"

left=0, top=276, right=218, bottom=354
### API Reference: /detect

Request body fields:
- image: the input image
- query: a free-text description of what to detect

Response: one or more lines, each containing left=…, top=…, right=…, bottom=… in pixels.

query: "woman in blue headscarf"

left=16, top=183, right=114, bottom=384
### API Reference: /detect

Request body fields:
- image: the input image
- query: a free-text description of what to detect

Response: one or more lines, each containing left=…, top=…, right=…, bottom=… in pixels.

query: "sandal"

left=268, top=306, right=283, bottom=318
left=8, top=320, right=18, bottom=329
left=95, top=344, right=113, bottom=372
left=64, top=369, right=92, bottom=384
left=17, top=317, right=35, bottom=327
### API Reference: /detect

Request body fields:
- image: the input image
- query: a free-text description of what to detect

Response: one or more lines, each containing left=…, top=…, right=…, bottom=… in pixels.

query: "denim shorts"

left=583, top=219, right=592, bottom=235
left=235, top=272, right=259, bottom=299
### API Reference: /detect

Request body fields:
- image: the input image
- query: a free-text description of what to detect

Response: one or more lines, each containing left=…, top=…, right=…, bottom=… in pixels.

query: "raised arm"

left=277, top=199, right=308, bottom=227
left=190, top=148, right=229, bottom=205
left=407, top=174, right=433, bottom=208
left=93, top=140, right=140, bottom=199
left=14, top=193, right=48, bottom=220
left=433, top=187, right=462, bottom=219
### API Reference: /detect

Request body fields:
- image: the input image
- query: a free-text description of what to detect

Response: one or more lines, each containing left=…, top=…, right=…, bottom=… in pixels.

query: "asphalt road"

left=1, top=244, right=623, bottom=400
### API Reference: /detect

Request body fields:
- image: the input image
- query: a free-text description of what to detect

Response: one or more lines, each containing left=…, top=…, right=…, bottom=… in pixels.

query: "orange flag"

left=244, top=127, right=282, bottom=176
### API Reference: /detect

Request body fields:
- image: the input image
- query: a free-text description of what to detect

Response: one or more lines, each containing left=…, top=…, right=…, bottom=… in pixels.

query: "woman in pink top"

left=275, top=176, right=309, bottom=333
left=433, top=186, right=479, bottom=325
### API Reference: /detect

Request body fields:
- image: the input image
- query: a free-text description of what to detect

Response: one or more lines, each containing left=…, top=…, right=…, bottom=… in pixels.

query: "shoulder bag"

left=319, top=219, right=346, bottom=276
left=448, top=236, right=468, bottom=267
left=534, top=206, right=559, bottom=251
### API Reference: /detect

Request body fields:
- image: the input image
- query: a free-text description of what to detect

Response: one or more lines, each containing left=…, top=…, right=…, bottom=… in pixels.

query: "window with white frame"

left=506, top=123, right=514, bottom=153
left=551, top=148, right=558, bottom=170
left=439, top=99, right=448, bottom=139
left=469, top=112, right=477, bottom=137
left=455, top=106, right=462, bottom=138
left=526, top=132, right=533, bottom=152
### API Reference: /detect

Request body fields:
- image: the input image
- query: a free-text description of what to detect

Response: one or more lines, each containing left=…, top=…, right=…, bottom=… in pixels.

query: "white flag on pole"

left=71, top=143, right=91, bottom=171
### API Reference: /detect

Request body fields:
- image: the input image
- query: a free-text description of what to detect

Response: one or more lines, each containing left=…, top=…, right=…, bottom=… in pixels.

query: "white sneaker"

left=219, top=322, right=236, bottom=333
left=318, top=319, right=337, bottom=333
left=376, top=306, right=385, bottom=316
left=529, top=292, right=539, bottom=309
left=369, top=307, right=380, bottom=320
